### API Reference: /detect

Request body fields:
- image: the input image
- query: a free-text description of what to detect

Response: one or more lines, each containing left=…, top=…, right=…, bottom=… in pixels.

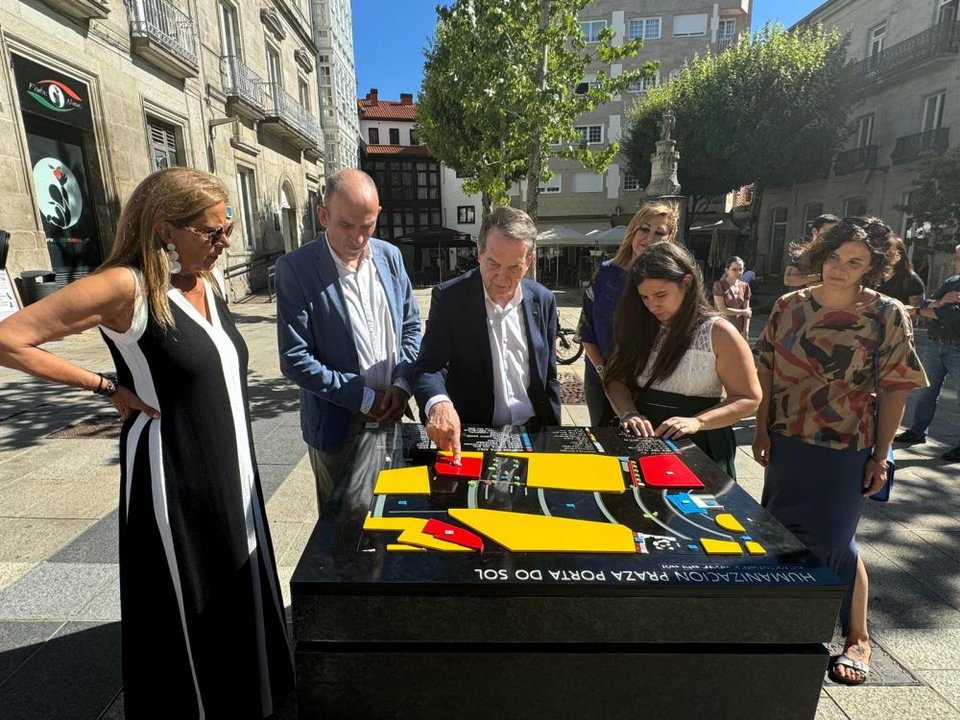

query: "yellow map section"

left=498, top=452, right=625, bottom=493
left=373, top=466, right=431, bottom=495
left=715, top=513, right=746, bottom=533
left=449, top=508, right=635, bottom=553
left=700, top=538, right=743, bottom=555
left=363, top=516, right=473, bottom=552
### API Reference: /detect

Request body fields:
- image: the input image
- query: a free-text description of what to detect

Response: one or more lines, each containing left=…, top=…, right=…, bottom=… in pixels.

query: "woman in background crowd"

left=0, top=167, right=294, bottom=717
left=712, top=255, right=752, bottom=339
left=603, top=242, right=761, bottom=478
left=878, top=235, right=925, bottom=316
left=578, top=202, right=678, bottom=425
left=752, top=218, right=927, bottom=686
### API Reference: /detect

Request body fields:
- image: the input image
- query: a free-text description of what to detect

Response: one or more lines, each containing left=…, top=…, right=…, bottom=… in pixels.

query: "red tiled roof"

left=365, top=144, right=433, bottom=157
left=358, top=101, right=417, bottom=121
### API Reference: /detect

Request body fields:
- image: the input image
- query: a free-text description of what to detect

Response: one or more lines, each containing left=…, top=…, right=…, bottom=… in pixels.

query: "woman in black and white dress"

left=0, top=168, right=293, bottom=718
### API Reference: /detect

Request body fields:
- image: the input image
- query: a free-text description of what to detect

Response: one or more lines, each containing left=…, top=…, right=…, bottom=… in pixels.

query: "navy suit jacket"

left=276, top=236, right=421, bottom=452
left=413, top=269, right=561, bottom=427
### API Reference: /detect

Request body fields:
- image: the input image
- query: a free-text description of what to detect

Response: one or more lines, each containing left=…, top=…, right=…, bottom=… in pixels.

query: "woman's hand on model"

left=655, top=416, right=702, bottom=439
left=620, top=412, right=655, bottom=437
left=751, top=430, right=771, bottom=467
left=108, top=386, right=160, bottom=422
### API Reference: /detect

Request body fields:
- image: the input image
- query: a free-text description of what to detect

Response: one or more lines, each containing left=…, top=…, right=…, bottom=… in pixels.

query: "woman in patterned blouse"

left=752, top=218, right=928, bottom=686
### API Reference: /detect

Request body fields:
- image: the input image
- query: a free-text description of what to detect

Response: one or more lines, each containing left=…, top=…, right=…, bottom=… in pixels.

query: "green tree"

left=416, top=0, right=655, bottom=221
left=900, top=145, right=960, bottom=258
left=621, top=23, right=851, bottom=229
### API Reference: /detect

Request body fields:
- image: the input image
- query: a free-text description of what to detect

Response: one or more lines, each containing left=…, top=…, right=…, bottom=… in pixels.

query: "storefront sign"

left=12, top=54, right=93, bottom=131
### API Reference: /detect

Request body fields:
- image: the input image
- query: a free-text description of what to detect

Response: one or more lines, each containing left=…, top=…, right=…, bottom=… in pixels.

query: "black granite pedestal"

left=291, top=425, right=844, bottom=720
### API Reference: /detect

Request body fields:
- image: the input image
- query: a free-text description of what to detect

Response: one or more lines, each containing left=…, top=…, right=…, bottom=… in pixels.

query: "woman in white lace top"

left=603, top=243, right=761, bottom=477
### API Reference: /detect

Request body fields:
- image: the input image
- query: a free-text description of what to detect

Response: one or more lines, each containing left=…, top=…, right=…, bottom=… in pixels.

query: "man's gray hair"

left=323, top=168, right=378, bottom=205
left=477, top=205, right=537, bottom=255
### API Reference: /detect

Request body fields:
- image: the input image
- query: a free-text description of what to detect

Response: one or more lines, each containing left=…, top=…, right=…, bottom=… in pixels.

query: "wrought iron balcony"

left=833, top=145, right=878, bottom=175
left=891, top=127, right=950, bottom=165
left=849, top=20, right=960, bottom=86
left=261, top=83, right=323, bottom=152
left=221, top=56, right=265, bottom=120
left=38, top=0, right=109, bottom=21
left=128, top=0, right=198, bottom=79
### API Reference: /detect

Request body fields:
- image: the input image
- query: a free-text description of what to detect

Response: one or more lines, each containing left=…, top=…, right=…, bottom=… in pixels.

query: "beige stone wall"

left=0, top=0, right=324, bottom=300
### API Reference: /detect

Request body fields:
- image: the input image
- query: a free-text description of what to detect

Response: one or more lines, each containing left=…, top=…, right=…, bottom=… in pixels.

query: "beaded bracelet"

left=92, top=372, right=119, bottom=398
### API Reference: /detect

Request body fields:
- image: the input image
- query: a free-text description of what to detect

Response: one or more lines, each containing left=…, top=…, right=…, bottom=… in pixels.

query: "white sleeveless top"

left=636, top=316, right=723, bottom=397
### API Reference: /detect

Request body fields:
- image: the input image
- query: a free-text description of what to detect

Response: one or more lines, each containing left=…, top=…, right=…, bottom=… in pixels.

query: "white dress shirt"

left=425, top=283, right=535, bottom=426
left=326, top=234, right=407, bottom=414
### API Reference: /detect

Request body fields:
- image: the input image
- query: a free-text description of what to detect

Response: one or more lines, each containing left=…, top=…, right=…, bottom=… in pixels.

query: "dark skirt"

left=761, top=432, right=869, bottom=632
left=634, top=387, right=738, bottom=479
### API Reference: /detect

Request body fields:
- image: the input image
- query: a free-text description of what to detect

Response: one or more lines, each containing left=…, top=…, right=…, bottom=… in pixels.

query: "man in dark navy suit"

left=413, top=206, right=561, bottom=461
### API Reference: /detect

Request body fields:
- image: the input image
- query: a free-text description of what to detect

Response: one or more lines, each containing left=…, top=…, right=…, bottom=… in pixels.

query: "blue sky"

left=352, top=0, right=826, bottom=101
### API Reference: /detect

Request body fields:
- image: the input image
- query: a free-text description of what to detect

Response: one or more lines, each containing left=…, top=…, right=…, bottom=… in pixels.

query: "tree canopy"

left=416, top=0, right=654, bottom=219
left=621, top=24, right=851, bottom=206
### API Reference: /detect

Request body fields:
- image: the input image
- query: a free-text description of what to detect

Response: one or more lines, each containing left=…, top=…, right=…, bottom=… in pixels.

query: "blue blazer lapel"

left=522, top=287, right=546, bottom=388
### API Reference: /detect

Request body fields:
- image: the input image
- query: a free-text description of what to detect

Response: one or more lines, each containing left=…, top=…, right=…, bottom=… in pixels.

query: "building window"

left=318, top=64, right=333, bottom=118
left=147, top=117, right=179, bottom=171
left=843, top=197, right=868, bottom=217
left=298, top=75, right=311, bottom=112
left=856, top=114, right=874, bottom=147
left=235, top=166, right=257, bottom=251
left=771, top=207, right=788, bottom=272
left=869, top=23, right=886, bottom=57
left=457, top=206, right=475, bottom=224
left=410, top=129, right=419, bottom=145
left=571, top=172, right=603, bottom=193
left=900, top=191, right=915, bottom=240
left=802, top=202, right=823, bottom=237
left=580, top=20, right=606, bottom=43
left=717, top=19, right=737, bottom=47
left=368, top=127, right=380, bottom=144
left=218, top=1, right=239, bottom=56
left=940, top=0, right=958, bottom=24
left=627, top=71, right=659, bottom=93
left=575, top=79, right=602, bottom=94
left=265, top=44, right=282, bottom=89
left=627, top=17, right=661, bottom=40
left=575, top=125, right=603, bottom=144
left=673, top=13, right=708, bottom=37
left=539, top=175, right=562, bottom=194
left=923, top=91, right=946, bottom=131
left=624, top=173, right=640, bottom=191
left=389, top=128, right=400, bottom=144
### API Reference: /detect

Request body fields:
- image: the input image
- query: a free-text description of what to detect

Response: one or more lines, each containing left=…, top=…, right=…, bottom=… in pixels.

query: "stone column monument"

left=643, top=108, right=686, bottom=243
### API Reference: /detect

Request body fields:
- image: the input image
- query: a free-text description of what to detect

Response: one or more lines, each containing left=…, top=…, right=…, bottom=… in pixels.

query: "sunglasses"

left=176, top=222, right=235, bottom=245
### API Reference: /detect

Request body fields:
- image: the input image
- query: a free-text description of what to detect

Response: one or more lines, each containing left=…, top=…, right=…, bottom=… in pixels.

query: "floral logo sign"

left=26, top=79, right=83, bottom=114
left=32, top=157, right=82, bottom=230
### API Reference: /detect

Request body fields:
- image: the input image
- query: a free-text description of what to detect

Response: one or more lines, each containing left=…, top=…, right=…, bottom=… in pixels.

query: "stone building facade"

left=0, top=0, right=325, bottom=299
left=756, top=0, right=960, bottom=287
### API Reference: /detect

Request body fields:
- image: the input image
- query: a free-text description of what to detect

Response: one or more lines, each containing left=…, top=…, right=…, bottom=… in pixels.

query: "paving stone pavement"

left=0, top=284, right=959, bottom=719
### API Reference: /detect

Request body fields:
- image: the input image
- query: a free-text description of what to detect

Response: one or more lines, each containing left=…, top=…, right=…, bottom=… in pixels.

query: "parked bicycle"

left=556, top=316, right=583, bottom=365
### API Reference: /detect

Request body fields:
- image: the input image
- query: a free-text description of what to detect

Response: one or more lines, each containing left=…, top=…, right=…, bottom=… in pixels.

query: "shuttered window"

left=148, top=118, right=179, bottom=171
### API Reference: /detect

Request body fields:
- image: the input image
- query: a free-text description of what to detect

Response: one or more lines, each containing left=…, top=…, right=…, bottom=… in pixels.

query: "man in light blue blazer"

left=276, top=169, right=421, bottom=512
